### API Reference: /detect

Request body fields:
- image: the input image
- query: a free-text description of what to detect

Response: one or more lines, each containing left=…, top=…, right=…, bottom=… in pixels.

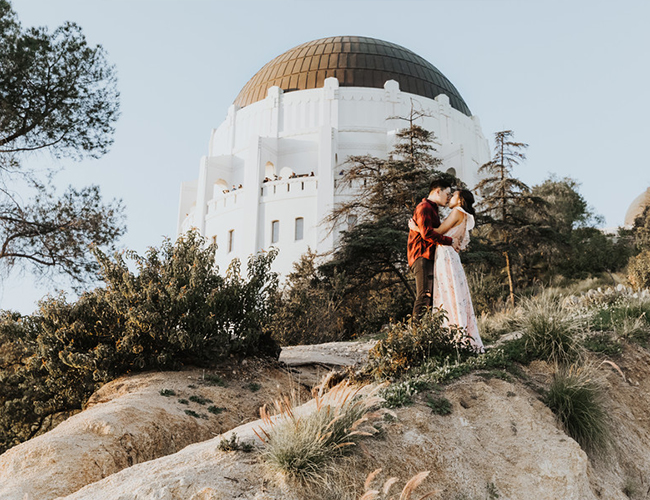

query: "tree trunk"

left=503, top=251, right=515, bottom=309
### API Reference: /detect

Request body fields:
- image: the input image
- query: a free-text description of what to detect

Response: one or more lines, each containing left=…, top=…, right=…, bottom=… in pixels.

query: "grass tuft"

left=517, top=292, right=583, bottom=365
left=258, top=381, right=389, bottom=484
left=544, top=364, right=608, bottom=453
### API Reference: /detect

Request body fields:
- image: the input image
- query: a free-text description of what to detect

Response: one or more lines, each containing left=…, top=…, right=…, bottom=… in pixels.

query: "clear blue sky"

left=2, top=0, right=649, bottom=312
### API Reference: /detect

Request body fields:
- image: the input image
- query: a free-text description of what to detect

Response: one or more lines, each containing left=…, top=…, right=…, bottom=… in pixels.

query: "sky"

left=2, top=0, right=649, bottom=312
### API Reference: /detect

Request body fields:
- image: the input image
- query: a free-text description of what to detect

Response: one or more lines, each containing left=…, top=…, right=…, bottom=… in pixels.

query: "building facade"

left=178, top=36, right=490, bottom=275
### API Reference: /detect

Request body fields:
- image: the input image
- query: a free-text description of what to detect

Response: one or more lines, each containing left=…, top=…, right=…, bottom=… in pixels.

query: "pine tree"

left=475, top=130, right=549, bottom=307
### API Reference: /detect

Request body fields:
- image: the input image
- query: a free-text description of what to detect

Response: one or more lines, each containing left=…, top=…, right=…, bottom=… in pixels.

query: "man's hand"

left=451, top=237, right=461, bottom=252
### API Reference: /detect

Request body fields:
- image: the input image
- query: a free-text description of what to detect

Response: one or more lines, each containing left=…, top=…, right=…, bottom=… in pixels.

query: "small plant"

left=258, top=381, right=389, bottom=483
left=178, top=398, right=189, bottom=405
left=359, top=469, right=440, bottom=499
left=184, top=409, right=207, bottom=419
left=544, top=364, right=608, bottom=452
left=426, top=395, right=452, bottom=415
left=486, top=481, right=500, bottom=499
left=583, top=333, right=623, bottom=356
left=189, top=394, right=212, bottom=405
left=218, top=432, right=253, bottom=452
left=368, top=309, right=475, bottom=379
left=246, top=382, right=261, bottom=392
left=159, top=389, right=176, bottom=397
left=203, top=373, right=226, bottom=386
left=208, top=405, right=226, bottom=415
left=188, top=384, right=197, bottom=389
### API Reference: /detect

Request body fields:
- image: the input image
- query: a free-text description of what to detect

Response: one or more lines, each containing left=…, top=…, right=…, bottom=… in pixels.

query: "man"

left=407, top=178, right=460, bottom=319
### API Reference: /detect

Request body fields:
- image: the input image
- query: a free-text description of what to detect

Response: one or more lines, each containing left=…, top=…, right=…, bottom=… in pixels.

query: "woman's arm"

left=410, top=208, right=464, bottom=235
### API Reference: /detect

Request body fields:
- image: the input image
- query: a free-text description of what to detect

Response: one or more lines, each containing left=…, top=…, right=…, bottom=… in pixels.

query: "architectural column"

left=316, top=77, right=339, bottom=252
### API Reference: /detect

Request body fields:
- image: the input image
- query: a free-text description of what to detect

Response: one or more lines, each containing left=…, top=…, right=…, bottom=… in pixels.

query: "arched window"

left=347, top=214, right=358, bottom=230
left=271, top=220, right=280, bottom=244
left=295, top=217, right=304, bottom=241
left=265, top=161, right=275, bottom=179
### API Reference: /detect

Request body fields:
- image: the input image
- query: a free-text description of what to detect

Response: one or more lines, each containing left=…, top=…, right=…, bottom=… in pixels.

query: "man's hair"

left=429, top=178, right=452, bottom=193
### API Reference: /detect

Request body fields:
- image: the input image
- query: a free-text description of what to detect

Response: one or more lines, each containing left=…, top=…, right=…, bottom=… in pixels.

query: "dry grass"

left=359, top=469, right=440, bottom=500
left=257, top=381, right=390, bottom=486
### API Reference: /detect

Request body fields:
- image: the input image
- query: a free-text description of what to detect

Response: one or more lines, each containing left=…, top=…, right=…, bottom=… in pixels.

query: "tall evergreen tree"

left=0, top=0, right=123, bottom=284
left=474, top=130, right=550, bottom=307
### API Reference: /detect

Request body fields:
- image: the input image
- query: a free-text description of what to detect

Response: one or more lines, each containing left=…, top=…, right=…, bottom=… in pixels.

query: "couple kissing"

left=407, top=178, right=484, bottom=353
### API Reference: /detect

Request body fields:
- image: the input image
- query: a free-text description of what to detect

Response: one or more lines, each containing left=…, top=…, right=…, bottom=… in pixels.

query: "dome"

left=625, top=187, right=650, bottom=226
left=234, top=36, right=472, bottom=116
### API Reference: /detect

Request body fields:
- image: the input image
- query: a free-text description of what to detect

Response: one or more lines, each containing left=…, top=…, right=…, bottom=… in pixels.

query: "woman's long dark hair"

left=457, top=189, right=476, bottom=216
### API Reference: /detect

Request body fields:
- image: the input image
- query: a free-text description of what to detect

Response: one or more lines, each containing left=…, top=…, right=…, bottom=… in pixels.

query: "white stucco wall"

left=178, top=78, right=490, bottom=277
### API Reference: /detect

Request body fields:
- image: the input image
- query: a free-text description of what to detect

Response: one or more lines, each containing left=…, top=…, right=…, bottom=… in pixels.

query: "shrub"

left=544, top=364, right=608, bottom=452
left=0, top=230, right=279, bottom=454
left=516, top=293, right=583, bottom=365
left=368, top=309, right=475, bottom=379
left=258, top=382, right=388, bottom=484
left=218, top=433, right=253, bottom=452
left=591, top=295, right=650, bottom=346
left=628, top=250, right=650, bottom=291
left=582, top=333, right=622, bottom=356
left=426, top=395, right=452, bottom=415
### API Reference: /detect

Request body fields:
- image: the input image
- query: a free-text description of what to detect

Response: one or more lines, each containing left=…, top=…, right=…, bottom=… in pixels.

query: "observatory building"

left=178, top=36, right=490, bottom=275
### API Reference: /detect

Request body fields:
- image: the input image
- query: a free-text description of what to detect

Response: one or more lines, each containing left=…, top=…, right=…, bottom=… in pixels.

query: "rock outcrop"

left=1, top=343, right=650, bottom=500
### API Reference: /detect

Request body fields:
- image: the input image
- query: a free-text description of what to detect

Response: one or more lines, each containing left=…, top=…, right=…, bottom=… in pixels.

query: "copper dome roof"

left=234, top=36, right=471, bottom=116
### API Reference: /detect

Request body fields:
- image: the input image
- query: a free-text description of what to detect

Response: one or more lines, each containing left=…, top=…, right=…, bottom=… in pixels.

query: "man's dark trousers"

left=412, top=256, right=434, bottom=319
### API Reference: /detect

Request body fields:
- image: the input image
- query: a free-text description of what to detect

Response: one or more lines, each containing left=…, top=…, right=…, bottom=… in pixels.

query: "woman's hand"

left=408, top=218, right=420, bottom=233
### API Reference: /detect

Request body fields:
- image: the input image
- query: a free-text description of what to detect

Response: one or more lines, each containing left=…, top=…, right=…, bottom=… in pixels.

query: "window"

left=295, top=217, right=304, bottom=240
left=228, top=230, right=234, bottom=253
left=271, top=220, right=280, bottom=244
left=347, top=214, right=358, bottom=230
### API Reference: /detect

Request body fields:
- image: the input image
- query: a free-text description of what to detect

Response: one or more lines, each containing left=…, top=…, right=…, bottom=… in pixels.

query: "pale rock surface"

left=3, top=344, right=650, bottom=499
left=0, top=363, right=304, bottom=500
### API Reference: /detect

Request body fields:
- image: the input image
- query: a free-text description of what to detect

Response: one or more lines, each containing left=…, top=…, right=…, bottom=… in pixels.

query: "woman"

left=409, top=189, right=484, bottom=353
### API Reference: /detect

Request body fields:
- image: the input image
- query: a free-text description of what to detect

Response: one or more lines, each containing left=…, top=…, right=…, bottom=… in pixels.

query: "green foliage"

left=184, top=409, right=207, bottom=419
left=474, top=131, right=554, bottom=304
left=159, top=389, right=175, bottom=397
left=189, top=395, right=212, bottom=405
left=0, top=1, right=124, bottom=283
left=517, top=293, right=583, bottom=365
left=368, top=309, right=474, bottom=379
left=590, top=295, right=650, bottom=345
left=627, top=249, right=650, bottom=291
left=178, top=399, right=189, bottom=405
left=218, top=433, right=254, bottom=452
left=246, top=382, right=261, bottom=392
left=203, top=374, right=226, bottom=386
left=208, top=405, right=226, bottom=415
left=544, top=364, right=609, bottom=453
left=0, top=231, right=279, bottom=453
left=582, top=333, right=622, bottom=357
left=426, top=395, right=452, bottom=415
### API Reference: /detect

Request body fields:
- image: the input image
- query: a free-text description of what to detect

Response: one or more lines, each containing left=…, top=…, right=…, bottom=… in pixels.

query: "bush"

left=627, top=249, right=650, bottom=291
left=367, top=309, right=475, bottom=379
left=0, top=230, right=280, bottom=453
left=544, top=364, right=608, bottom=452
left=517, top=293, right=583, bottom=365
left=258, top=382, right=387, bottom=484
left=591, top=295, right=650, bottom=346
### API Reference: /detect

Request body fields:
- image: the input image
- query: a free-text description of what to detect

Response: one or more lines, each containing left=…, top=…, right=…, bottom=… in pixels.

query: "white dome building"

left=178, top=36, right=490, bottom=275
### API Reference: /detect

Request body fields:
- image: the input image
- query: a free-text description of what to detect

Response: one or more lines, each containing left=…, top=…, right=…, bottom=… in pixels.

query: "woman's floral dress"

left=433, top=207, right=485, bottom=353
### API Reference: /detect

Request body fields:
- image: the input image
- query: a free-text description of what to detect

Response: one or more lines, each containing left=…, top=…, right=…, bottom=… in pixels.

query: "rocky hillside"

left=1, top=342, right=650, bottom=500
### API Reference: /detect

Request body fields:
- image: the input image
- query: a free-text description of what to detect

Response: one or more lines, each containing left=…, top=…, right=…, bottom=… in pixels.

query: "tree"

left=0, top=0, right=123, bottom=284
left=474, top=130, right=551, bottom=307
left=325, top=110, right=455, bottom=300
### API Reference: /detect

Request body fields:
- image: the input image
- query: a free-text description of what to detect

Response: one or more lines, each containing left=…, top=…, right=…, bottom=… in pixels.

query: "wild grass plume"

left=257, top=381, right=390, bottom=484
